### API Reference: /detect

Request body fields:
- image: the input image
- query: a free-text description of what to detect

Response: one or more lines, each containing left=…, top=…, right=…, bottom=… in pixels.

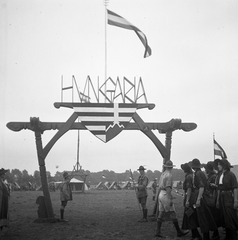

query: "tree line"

left=4, top=168, right=185, bottom=190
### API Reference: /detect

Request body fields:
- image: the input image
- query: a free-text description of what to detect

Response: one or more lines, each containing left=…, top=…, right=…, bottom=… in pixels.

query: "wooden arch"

left=7, top=102, right=197, bottom=220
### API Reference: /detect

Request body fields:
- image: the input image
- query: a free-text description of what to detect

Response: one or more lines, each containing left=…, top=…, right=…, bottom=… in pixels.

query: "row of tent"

left=11, top=166, right=238, bottom=192
left=95, top=180, right=163, bottom=190
left=95, top=181, right=130, bottom=190
left=5, top=181, right=35, bottom=191
left=77, top=166, right=238, bottom=191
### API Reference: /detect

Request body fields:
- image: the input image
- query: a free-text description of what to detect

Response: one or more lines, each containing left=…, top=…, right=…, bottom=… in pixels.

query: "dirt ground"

left=0, top=189, right=225, bottom=240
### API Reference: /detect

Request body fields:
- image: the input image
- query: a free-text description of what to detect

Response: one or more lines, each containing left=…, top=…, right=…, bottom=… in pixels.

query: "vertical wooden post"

left=164, top=131, right=173, bottom=161
left=34, top=130, right=54, bottom=219
left=162, top=130, right=172, bottom=172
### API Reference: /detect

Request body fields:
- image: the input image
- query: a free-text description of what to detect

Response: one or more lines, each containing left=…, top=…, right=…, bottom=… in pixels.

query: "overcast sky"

left=1, top=0, right=238, bottom=175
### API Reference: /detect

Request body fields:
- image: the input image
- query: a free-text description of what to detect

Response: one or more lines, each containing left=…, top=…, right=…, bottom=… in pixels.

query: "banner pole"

left=213, top=133, right=215, bottom=161
left=104, top=0, right=109, bottom=102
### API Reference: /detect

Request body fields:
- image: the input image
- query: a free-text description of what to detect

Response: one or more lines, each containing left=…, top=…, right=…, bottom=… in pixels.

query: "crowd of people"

left=180, top=158, right=238, bottom=240
left=1, top=159, right=238, bottom=239
left=135, top=159, right=238, bottom=240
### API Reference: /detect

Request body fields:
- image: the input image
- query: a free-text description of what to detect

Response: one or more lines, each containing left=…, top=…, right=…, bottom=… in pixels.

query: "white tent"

left=12, top=181, right=21, bottom=191
left=70, top=177, right=88, bottom=192
left=95, top=181, right=109, bottom=190
left=54, top=181, right=63, bottom=190
left=120, top=181, right=133, bottom=190
left=173, top=181, right=183, bottom=189
left=147, top=181, right=154, bottom=189
left=104, top=181, right=110, bottom=189
left=108, top=181, right=121, bottom=190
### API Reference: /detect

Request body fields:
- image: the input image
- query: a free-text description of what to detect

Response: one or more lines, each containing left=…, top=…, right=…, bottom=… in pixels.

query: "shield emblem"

left=74, top=103, right=138, bottom=142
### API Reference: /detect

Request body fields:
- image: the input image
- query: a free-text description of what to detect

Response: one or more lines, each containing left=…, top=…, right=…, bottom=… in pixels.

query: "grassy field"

left=0, top=189, right=222, bottom=240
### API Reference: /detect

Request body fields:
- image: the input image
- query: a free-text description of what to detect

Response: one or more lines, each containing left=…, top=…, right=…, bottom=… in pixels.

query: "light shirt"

left=219, top=173, right=224, bottom=184
left=158, top=170, right=173, bottom=189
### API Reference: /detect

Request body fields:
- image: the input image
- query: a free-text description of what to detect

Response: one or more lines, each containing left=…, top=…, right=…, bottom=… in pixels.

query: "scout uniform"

left=136, top=166, right=149, bottom=222
left=60, top=172, right=72, bottom=221
left=155, top=160, right=188, bottom=238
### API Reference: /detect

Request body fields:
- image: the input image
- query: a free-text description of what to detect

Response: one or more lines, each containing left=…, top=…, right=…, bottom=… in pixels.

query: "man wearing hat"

left=135, top=166, right=149, bottom=222
left=155, top=160, right=188, bottom=238
left=0, top=168, right=10, bottom=230
left=59, top=171, right=73, bottom=222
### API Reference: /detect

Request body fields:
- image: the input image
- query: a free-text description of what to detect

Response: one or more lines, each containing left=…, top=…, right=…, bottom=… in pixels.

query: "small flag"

left=107, top=9, right=152, bottom=58
left=214, top=139, right=227, bottom=159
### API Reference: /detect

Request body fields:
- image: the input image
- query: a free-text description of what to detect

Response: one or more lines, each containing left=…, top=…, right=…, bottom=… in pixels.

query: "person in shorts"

left=155, top=160, right=188, bottom=238
left=59, top=171, right=72, bottom=222
left=136, top=166, right=149, bottom=222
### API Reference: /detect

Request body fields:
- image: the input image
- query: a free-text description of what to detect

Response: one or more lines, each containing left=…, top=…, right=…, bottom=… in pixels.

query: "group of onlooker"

left=1, top=158, right=238, bottom=239
left=181, top=158, right=238, bottom=240
left=135, top=158, right=238, bottom=240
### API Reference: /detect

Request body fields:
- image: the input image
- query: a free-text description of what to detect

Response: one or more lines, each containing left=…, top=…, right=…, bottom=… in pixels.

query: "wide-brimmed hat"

left=181, top=163, right=191, bottom=173
left=163, top=160, right=175, bottom=168
left=191, top=158, right=202, bottom=169
left=213, top=158, right=222, bottom=168
left=138, top=166, right=146, bottom=171
left=218, top=159, right=233, bottom=169
left=204, top=161, right=214, bottom=172
left=0, top=168, right=9, bottom=176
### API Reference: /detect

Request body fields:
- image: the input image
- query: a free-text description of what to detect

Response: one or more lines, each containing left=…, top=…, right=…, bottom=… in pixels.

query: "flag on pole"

left=107, top=9, right=152, bottom=58
left=214, top=139, right=227, bottom=159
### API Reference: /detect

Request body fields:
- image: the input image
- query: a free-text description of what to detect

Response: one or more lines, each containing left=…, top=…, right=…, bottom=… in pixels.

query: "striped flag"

left=214, top=139, right=227, bottom=159
left=107, top=9, right=152, bottom=58
left=74, top=103, right=137, bottom=143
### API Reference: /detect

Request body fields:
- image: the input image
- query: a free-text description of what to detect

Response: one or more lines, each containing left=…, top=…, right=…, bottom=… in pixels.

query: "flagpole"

left=213, top=133, right=215, bottom=161
left=104, top=0, right=109, bottom=103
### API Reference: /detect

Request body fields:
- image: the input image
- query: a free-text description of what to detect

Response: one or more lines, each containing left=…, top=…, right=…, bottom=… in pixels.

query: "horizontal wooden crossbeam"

left=7, top=120, right=197, bottom=133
